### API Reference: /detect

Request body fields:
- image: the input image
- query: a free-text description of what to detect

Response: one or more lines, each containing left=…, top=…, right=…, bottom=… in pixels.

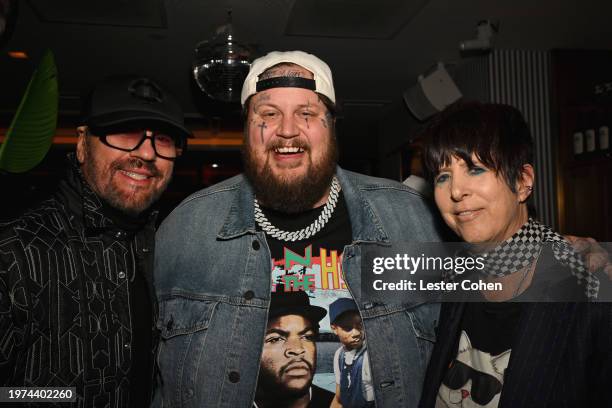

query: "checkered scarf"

left=444, top=218, right=600, bottom=300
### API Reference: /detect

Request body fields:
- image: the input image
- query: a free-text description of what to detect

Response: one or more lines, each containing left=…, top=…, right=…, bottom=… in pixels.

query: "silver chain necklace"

left=253, top=176, right=341, bottom=242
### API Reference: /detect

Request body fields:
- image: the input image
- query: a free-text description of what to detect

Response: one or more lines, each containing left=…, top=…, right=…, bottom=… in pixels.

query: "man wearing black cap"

left=255, top=289, right=334, bottom=408
left=0, top=76, right=190, bottom=407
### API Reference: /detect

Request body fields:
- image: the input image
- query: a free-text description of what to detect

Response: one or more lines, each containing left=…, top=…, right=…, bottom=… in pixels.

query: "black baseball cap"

left=268, top=289, right=327, bottom=325
left=82, top=76, right=192, bottom=139
left=329, top=298, right=358, bottom=324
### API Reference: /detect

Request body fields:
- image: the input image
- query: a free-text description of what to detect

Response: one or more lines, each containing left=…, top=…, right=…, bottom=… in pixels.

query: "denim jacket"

left=153, top=167, right=444, bottom=408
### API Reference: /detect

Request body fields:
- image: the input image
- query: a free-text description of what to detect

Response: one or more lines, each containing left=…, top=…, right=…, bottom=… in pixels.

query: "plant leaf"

left=0, top=49, right=58, bottom=173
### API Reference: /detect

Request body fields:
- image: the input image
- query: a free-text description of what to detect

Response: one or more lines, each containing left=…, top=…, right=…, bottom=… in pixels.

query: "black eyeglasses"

left=89, top=129, right=185, bottom=160
left=442, top=360, right=503, bottom=405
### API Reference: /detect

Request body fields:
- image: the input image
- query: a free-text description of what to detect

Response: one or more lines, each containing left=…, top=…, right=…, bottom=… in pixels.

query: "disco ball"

left=193, top=15, right=252, bottom=103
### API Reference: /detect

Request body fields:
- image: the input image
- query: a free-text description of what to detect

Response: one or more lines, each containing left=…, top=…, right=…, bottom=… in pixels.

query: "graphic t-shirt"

left=436, top=302, right=522, bottom=408
left=262, top=194, right=354, bottom=393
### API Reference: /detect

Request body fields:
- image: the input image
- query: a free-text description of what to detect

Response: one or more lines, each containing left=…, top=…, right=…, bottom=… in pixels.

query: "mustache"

left=279, top=358, right=313, bottom=376
left=111, top=157, right=161, bottom=177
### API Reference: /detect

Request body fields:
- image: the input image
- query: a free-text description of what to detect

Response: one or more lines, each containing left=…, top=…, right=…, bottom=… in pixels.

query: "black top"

left=419, top=251, right=612, bottom=408
left=262, top=194, right=352, bottom=265
left=436, top=302, right=522, bottom=407
left=253, top=385, right=335, bottom=408
left=0, top=155, right=158, bottom=407
left=308, top=384, right=335, bottom=408
left=92, top=173, right=156, bottom=407
left=256, top=195, right=352, bottom=406
left=458, top=302, right=522, bottom=355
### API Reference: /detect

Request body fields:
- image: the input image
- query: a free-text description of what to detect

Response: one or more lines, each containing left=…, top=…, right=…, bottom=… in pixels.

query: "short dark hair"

left=422, top=101, right=533, bottom=193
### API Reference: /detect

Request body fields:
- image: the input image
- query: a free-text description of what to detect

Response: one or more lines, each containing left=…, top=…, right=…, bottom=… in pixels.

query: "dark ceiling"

left=2, top=0, right=612, bottom=142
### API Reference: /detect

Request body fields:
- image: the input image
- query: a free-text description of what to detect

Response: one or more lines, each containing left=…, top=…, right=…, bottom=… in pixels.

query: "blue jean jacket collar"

left=216, top=166, right=389, bottom=244
left=216, top=175, right=257, bottom=240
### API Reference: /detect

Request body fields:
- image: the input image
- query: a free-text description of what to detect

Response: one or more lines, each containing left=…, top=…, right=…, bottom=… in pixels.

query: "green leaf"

left=0, top=49, right=58, bottom=173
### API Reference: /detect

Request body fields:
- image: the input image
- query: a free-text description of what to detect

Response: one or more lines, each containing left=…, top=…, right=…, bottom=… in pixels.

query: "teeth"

left=275, top=147, right=304, bottom=154
left=121, top=170, right=148, bottom=180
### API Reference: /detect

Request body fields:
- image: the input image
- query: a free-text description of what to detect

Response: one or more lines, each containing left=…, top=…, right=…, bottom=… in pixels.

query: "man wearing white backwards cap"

left=153, top=50, right=444, bottom=407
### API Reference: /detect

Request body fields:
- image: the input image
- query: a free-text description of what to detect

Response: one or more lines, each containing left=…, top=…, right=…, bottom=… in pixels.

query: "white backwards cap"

left=240, top=50, right=335, bottom=106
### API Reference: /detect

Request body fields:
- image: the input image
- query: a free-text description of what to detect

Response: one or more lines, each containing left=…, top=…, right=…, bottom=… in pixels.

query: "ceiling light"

left=8, top=51, right=28, bottom=59
left=212, top=163, right=219, bottom=168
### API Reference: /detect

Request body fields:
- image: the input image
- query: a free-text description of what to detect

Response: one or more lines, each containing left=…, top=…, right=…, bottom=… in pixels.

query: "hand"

left=564, top=235, right=612, bottom=280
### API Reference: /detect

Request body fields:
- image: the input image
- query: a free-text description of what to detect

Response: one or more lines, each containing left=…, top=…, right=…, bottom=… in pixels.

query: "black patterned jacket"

left=0, top=158, right=158, bottom=407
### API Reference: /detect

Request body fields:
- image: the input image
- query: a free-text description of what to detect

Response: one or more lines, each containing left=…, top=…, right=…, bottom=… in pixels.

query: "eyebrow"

left=266, top=328, right=289, bottom=337
left=265, top=326, right=315, bottom=337
left=253, top=101, right=278, bottom=109
left=253, top=102, right=322, bottom=111
left=296, top=103, right=320, bottom=110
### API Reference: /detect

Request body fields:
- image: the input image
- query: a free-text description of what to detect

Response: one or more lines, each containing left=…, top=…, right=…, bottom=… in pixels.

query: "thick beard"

left=242, top=133, right=338, bottom=214
left=81, top=140, right=169, bottom=216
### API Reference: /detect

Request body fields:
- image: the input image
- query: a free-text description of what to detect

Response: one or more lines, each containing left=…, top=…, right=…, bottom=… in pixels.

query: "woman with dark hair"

left=418, top=101, right=611, bottom=407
